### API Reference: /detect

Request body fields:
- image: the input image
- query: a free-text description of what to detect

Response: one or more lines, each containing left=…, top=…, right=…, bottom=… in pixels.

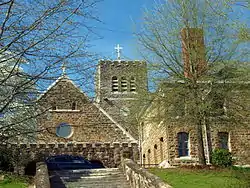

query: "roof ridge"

left=37, top=75, right=89, bottom=101
left=93, top=102, right=137, bottom=142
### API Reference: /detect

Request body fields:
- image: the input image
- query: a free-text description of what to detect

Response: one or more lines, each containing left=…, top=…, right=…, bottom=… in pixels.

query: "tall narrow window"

left=143, top=154, right=146, bottom=166
left=130, top=76, right=136, bottom=92
left=147, top=149, right=151, bottom=165
left=159, top=137, right=164, bottom=162
left=218, top=132, right=229, bottom=150
left=121, top=77, right=127, bottom=92
left=178, top=132, right=189, bottom=157
left=112, top=76, right=119, bottom=92
left=72, top=102, right=77, bottom=110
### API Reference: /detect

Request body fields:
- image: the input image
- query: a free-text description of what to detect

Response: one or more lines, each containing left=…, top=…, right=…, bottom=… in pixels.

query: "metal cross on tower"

left=115, top=44, right=123, bottom=60
left=61, top=62, right=67, bottom=76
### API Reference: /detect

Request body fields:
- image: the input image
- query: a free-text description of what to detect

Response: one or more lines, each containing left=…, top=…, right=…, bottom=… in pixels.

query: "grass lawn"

left=0, top=174, right=29, bottom=188
left=150, top=167, right=250, bottom=188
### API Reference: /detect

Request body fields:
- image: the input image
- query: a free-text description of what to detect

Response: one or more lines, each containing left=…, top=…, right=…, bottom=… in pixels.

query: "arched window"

left=112, top=76, right=119, bottom=92
left=121, top=76, right=127, bottom=92
left=177, top=132, right=189, bottom=157
left=148, top=149, right=151, bottom=154
left=130, top=76, right=136, bottom=92
left=143, top=154, right=146, bottom=158
left=218, top=132, right=229, bottom=150
left=72, top=102, right=77, bottom=110
left=154, top=144, right=158, bottom=149
left=159, top=137, right=164, bottom=162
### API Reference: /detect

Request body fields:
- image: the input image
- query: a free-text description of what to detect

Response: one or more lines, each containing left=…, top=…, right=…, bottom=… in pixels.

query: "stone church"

left=37, top=56, right=147, bottom=144
left=37, top=29, right=250, bottom=167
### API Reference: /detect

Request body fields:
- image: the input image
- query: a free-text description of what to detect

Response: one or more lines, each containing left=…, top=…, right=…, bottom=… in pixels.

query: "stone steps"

left=50, top=168, right=131, bottom=188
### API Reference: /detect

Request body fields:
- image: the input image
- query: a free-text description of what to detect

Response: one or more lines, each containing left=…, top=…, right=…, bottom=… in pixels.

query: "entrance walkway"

left=49, top=168, right=131, bottom=188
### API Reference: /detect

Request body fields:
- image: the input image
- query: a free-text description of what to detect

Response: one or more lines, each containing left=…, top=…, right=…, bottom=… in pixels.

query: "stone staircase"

left=49, top=168, right=131, bottom=188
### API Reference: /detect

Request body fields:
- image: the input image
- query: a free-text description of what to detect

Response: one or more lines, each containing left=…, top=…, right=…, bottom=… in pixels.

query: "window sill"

left=111, top=91, right=137, bottom=94
left=49, top=109, right=80, bottom=112
left=175, top=156, right=193, bottom=161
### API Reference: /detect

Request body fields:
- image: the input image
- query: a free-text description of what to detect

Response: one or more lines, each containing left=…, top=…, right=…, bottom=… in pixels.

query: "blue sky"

left=88, top=0, right=154, bottom=61
left=87, top=0, right=250, bottom=62
left=36, top=0, right=250, bottom=96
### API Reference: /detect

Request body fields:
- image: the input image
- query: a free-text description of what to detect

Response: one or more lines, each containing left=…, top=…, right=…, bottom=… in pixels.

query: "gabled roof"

left=94, top=103, right=137, bottom=142
left=37, top=75, right=137, bottom=142
left=37, top=75, right=89, bottom=101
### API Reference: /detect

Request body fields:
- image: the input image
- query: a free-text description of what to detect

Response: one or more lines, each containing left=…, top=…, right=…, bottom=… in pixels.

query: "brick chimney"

left=181, top=28, right=207, bottom=79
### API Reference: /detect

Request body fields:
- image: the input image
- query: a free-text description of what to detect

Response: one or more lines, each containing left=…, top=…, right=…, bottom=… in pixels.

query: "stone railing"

left=35, top=162, right=50, bottom=188
left=120, top=159, right=172, bottom=188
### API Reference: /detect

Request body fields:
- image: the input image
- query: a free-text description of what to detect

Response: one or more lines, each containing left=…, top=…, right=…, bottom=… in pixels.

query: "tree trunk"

left=193, top=84, right=206, bottom=165
left=196, top=118, right=206, bottom=165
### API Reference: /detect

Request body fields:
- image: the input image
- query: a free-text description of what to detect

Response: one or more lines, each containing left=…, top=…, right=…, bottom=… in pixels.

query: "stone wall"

left=38, top=105, right=133, bottom=143
left=120, top=158, right=172, bottom=188
left=166, top=121, right=200, bottom=166
left=2, top=142, right=139, bottom=172
left=141, top=118, right=250, bottom=166
left=141, top=120, right=200, bottom=166
left=38, top=76, right=135, bottom=143
left=96, top=60, right=148, bottom=102
left=209, top=121, right=250, bottom=165
left=141, top=121, right=168, bottom=165
left=141, top=82, right=250, bottom=166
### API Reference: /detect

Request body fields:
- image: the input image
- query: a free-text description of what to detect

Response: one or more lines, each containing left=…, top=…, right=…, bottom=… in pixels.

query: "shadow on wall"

left=49, top=172, right=67, bottom=188
left=25, top=161, right=37, bottom=176
left=89, top=160, right=105, bottom=168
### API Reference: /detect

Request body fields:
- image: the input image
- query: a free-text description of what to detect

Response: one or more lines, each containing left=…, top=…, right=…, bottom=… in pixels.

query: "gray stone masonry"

left=35, top=162, right=50, bottom=188
left=95, top=60, right=148, bottom=139
left=120, top=159, right=172, bottom=188
left=38, top=76, right=135, bottom=143
left=2, top=142, right=139, bottom=173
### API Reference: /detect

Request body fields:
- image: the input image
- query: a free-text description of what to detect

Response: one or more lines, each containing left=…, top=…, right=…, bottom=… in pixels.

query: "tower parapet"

left=96, top=60, right=147, bottom=102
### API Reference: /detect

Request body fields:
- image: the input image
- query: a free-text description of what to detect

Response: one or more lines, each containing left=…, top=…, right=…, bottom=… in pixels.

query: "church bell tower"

left=95, top=45, right=148, bottom=138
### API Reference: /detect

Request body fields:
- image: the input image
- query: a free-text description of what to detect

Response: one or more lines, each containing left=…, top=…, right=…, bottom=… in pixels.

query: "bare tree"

left=138, top=0, right=249, bottom=165
left=0, top=0, right=100, bottom=143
